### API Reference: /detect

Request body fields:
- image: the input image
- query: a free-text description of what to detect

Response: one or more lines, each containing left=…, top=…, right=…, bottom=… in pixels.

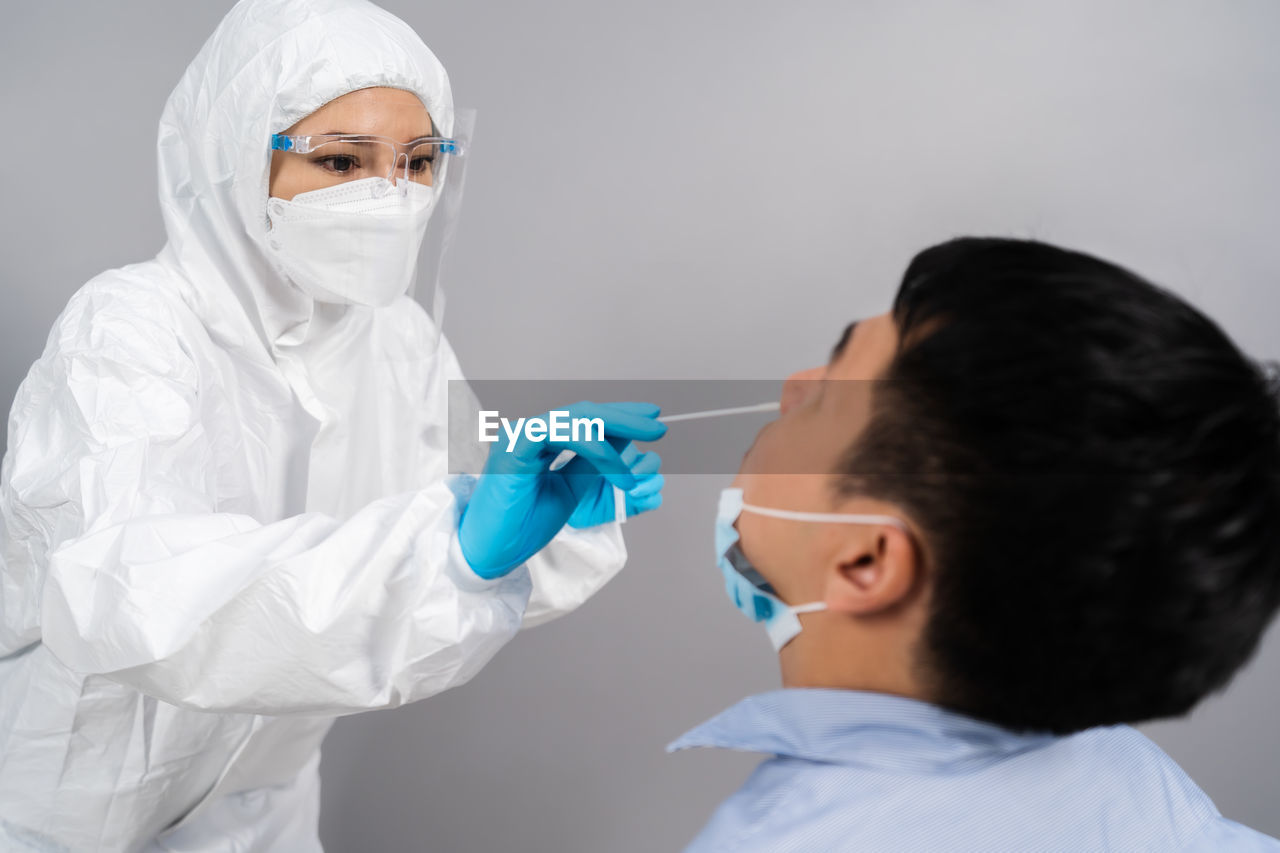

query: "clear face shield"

left=265, top=106, right=475, bottom=340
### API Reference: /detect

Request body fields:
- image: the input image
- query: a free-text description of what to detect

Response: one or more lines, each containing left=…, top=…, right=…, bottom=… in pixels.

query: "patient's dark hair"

left=839, top=237, right=1280, bottom=734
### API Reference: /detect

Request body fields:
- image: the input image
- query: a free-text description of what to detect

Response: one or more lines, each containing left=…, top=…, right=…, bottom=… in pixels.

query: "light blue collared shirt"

left=668, top=688, right=1279, bottom=852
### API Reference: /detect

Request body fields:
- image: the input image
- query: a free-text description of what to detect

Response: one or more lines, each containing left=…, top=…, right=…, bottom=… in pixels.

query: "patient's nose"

left=780, top=367, right=824, bottom=415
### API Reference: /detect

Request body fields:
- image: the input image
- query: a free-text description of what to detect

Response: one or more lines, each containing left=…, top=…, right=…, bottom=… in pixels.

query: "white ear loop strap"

left=739, top=503, right=911, bottom=622
left=790, top=602, right=828, bottom=615
left=740, top=502, right=910, bottom=534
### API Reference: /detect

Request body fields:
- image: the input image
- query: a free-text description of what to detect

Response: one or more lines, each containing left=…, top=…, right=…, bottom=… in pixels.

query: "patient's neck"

left=776, top=617, right=929, bottom=702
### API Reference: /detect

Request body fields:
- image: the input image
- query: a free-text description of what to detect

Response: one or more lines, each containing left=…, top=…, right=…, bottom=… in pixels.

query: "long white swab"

left=657, top=401, right=780, bottom=423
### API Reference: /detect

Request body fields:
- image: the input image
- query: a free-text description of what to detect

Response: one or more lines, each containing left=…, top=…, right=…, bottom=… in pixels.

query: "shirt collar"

left=667, top=688, right=1058, bottom=773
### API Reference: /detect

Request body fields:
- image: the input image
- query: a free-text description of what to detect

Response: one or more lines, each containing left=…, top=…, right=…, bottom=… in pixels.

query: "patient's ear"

left=822, top=525, right=917, bottom=614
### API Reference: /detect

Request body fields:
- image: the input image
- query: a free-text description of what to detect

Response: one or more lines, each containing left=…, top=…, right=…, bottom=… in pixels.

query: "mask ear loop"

left=739, top=502, right=910, bottom=533
left=790, top=602, right=828, bottom=615
left=740, top=501, right=921, bottom=576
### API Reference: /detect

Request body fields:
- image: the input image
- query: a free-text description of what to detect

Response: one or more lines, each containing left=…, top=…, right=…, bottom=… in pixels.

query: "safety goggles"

left=269, top=132, right=462, bottom=188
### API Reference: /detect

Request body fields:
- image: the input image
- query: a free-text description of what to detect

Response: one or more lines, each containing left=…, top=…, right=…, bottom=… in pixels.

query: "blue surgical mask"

left=715, top=487, right=911, bottom=652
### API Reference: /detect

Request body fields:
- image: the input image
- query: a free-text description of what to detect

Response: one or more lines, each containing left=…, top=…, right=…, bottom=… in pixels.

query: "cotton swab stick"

left=657, top=401, right=780, bottom=423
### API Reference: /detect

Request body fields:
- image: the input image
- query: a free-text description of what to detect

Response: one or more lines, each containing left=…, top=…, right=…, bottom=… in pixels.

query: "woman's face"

left=268, top=86, right=435, bottom=201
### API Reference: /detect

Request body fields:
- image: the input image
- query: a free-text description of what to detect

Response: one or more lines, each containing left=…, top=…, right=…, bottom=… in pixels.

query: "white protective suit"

left=0, top=0, right=628, bottom=849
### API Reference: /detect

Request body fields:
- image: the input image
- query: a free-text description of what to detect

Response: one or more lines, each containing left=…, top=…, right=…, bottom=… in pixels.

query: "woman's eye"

left=408, top=157, right=433, bottom=173
left=318, top=155, right=357, bottom=173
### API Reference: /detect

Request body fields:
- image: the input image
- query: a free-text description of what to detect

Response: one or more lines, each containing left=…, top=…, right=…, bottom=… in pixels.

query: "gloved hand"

left=567, top=439, right=664, bottom=529
left=458, top=401, right=667, bottom=579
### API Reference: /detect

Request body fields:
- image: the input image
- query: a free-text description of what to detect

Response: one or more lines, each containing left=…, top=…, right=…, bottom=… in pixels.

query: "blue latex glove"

left=567, top=438, right=664, bottom=529
left=458, top=401, right=667, bottom=579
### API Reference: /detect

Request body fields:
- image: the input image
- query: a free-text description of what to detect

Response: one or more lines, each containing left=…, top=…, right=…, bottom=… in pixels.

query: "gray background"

left=3, top=1, right=1279, bottom=850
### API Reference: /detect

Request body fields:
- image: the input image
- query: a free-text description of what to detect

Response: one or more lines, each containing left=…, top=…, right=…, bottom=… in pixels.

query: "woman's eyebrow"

left=830, top=320, right=859, bottom=363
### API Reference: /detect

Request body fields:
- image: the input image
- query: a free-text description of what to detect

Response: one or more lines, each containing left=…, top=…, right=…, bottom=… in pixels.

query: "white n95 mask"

left=715, top=487, right=911, bottom=652
left=265, top=177, right=436, bottom=308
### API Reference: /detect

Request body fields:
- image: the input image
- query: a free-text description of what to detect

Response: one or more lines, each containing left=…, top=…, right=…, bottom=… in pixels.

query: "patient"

left=669, top=237, right=1280, bottom=851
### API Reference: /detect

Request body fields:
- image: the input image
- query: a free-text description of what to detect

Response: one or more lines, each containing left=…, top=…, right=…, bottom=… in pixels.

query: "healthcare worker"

left=0, top=0, right=664, bottom=849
